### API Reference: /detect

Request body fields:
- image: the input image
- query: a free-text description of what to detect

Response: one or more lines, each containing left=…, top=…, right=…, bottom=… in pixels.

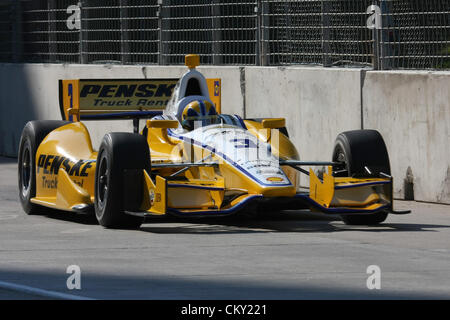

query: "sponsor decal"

left=37, top=154, right=92, bottom=189
left=61, top=79, right=181, bottom=120
left=61, top=78, right=221, bottom=120
left=42, top=176, right=58, bottom=189
left=78, top=80, right=177, bottom=110
left=37, top=154, right=94, bottom=177
left=256, top=169, right=284, bottom=175
left=41, top=176, right=84, bottom=189
left=149, top=190, right=155, bottom=206
left=214, top=80, right=220, bottom=96
left=266, top=176, right=284, bottom=182
left=230, top=138, right=257, bottom=149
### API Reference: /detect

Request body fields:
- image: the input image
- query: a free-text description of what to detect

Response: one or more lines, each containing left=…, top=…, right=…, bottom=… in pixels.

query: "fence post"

left=255, top=1, right=261, bottom=66
left=372, top=24, right=380, bottom=70
left=79, top=1, right=87, bottom=64
left=11, top=0, right=23, bottom=62
left=260, top=0, right=269, bottom=66
left=48, top=0, right=57, bottom=62
left=158, top=0, right=169, bottom=65
left=120, top=0, right=130, bottom=64
left=321, top=0, right=331, bottom=67
left=370, top=1, right=380, bottom=70
left=211, top=0, right=222, bottom=65
left=379, top=0, right=389, bottom=70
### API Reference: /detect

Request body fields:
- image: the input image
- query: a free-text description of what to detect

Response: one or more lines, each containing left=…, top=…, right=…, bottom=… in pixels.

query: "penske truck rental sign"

left=59, top=78, right=221, bottom=120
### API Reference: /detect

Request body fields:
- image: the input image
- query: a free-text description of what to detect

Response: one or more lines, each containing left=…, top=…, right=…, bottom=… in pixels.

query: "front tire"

left=332, top=130, right=390, bottom=225
left=94, top=133, right=150, bottom=229
left=18, top=121, right=69, bottom=214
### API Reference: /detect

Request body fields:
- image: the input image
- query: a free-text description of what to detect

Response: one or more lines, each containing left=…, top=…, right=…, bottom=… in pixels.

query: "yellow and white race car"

left=18, top=55, right=409, bottom=229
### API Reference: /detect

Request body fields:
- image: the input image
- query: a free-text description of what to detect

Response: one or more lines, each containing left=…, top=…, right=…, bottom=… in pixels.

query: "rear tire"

left=332, top=130, right=390, bottom=225
left=94, top=133, right=150, bottom=229
left=18, top=121, right=70, bottom=214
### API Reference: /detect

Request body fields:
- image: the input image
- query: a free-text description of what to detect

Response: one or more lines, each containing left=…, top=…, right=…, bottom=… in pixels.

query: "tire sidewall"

left=94, top=147, right=109, bottom=223
left=94, top=133, right=147, bottom=229
left=94, top=135, right=122, bottom=226
left=18, top=127, right=37, bottom=214
left=332, top=130, right=391, bottom=177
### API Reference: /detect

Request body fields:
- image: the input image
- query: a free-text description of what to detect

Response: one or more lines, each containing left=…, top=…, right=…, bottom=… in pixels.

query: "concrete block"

left=363, top=71, right=450, bottom=204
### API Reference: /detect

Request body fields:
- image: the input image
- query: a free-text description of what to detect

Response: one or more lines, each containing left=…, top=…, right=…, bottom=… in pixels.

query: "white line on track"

left=0, top=280, right=95, bottom=300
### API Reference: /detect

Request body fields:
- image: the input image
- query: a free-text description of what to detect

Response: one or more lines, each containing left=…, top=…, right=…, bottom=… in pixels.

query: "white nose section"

left=185, top=126, right=292, bottom=187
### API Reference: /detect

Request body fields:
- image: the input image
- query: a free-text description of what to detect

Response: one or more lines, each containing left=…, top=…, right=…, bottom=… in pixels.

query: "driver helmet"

left=181, top=100, right=219, bottom=130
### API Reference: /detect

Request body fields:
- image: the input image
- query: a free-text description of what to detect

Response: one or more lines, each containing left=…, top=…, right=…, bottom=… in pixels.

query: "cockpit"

left=156, top=55, right=246, bottom=132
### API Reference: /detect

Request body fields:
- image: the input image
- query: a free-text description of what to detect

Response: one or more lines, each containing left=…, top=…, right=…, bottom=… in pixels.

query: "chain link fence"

left=0, top=0, right=448, bottom=69
left=379, top=0, right=450, bottom=69
left=262, top=1, right=375, bottom=67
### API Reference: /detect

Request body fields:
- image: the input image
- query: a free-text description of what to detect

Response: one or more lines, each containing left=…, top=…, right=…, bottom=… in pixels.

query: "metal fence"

left=0, top=0, right=448, bottom=69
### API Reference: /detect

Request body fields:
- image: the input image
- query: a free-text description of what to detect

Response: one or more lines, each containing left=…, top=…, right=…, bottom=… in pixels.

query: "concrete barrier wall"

left=0, top=63, right=448, bottom=204
left=363, top=71, right=450, bottom=204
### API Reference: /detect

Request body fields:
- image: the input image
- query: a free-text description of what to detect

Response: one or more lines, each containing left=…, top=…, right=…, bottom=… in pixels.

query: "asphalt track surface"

left=0, top=156, right=449, bottom=299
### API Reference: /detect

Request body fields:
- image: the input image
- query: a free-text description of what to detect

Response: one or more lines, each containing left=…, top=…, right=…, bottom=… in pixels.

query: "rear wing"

left=59, top=78, right=221, bottom=121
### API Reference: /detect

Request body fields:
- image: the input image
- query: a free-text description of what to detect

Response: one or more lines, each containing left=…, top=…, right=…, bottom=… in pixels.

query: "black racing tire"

left=332, top=130, right=390, bottom=225
left=94, top=133, right=150, bottom=229
left=18, top=120, right=70, bottom=214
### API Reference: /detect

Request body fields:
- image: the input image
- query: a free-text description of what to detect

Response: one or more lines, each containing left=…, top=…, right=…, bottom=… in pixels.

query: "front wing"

left=126, top=166, right=399, bottom=217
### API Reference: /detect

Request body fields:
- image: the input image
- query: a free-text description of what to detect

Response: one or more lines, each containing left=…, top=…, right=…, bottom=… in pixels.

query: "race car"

left=18, top=54, right=409, bottom=229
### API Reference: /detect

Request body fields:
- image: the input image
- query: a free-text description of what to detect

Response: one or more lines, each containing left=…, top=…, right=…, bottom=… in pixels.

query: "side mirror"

left=147, top=119, right=179, bottom=129
left=262, top=118, right=285, bottom=129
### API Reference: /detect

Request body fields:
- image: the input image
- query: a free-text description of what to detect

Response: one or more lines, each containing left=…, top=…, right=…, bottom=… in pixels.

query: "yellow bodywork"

left=31, top=122, right=97, bottom=211
left=141, top=173, right=167, bottom=215
left=308, top=166, right=392, bottom=212
left=29, top=117, right=391, bottom=216
left=29, top=119, right=300, bottom=214
left=144, top=120, right=298, bottom=211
